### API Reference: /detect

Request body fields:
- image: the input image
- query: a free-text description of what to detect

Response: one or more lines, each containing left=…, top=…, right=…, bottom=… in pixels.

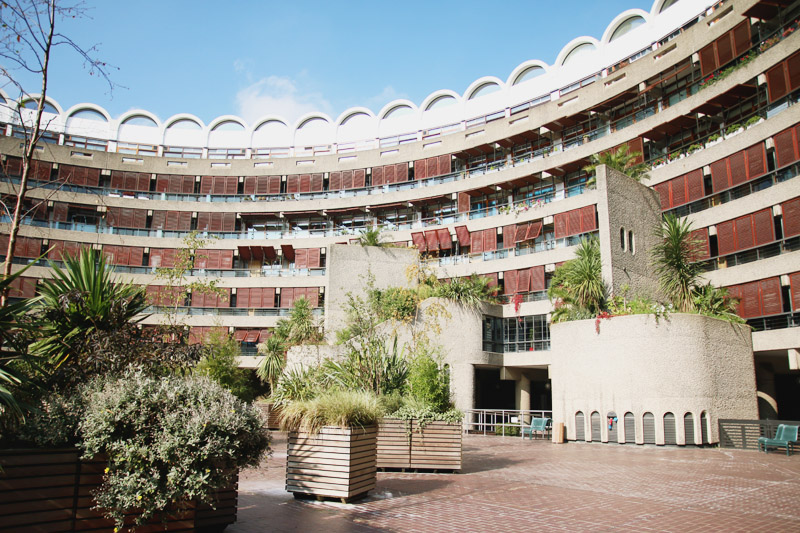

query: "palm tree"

left=357, top=227, right=388, bottom=247
left=31, top=248, right=149, bottom=372
left=548, top=237, right=606, bottom=322
left=651, top=214, right=703, bottom=312
left=278, top=297, right=323, bottom=346
left=692, top=283, right=743, bottom=323
left=583, top=144, right=649, bottom=187
left=433, top=275, right=502, bottom=308
left=0, top=267, right=35, bottom=419
left=256, top=335, right=286, bottom=393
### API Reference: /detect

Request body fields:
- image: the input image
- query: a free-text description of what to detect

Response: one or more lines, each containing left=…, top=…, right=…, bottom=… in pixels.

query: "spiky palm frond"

left=584, top=144, right=649, bottom=186
left=357, top=228, right=388, bottom=247
left=651, top=214, right=703, bottom=312
left=548, top=236, right=606, bottom=322
left=256, top=335, right=286, bottom=391
left=433, top=274, right=501, bottom=308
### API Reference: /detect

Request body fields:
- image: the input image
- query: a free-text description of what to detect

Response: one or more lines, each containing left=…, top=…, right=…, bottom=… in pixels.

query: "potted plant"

left=379, top=402, right=463, bottom=472
left=746, top=116, right=763, bottom=129
left=281, top=389, right=381, bottom=502
left=725, top=123, right=743, bottom=138
left=706, top=133, right=721, bottom=147
left=687, top=143, right=703, bottom=155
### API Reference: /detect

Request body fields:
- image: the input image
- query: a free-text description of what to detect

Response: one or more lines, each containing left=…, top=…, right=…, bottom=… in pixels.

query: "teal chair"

left=758, top=424, right=798, bottom=456
left=522, top=418, right=551, bottom=440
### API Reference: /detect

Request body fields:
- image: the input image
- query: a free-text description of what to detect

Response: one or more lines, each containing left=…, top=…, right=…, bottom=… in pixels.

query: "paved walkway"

left=229, top=433, right=800, bottom=532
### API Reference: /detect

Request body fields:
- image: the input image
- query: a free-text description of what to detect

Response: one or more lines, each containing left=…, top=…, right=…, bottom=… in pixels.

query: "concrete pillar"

left=451, top=363, right=475, bottom=413
left=516, top=374, right=531, bottom=412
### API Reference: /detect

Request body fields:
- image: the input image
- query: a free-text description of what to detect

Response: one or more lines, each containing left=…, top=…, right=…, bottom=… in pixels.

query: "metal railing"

left=463, top=409, right=552, bottom=436
left=747, top=312, right=800, bottom=332
left=144, top=306, right=324, bottom=317
left=718, top=419, right=800, bottom=450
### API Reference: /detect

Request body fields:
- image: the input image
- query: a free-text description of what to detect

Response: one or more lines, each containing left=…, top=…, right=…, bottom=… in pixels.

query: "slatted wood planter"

left=286, top=425, right=377, bottom=502
left=376, top=419, right=462, bottom=472
left=0, top=448, right=238, bottom=533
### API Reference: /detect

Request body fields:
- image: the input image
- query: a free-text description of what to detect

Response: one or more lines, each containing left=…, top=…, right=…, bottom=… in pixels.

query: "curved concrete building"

left=2, top=0, right=799, bottom=442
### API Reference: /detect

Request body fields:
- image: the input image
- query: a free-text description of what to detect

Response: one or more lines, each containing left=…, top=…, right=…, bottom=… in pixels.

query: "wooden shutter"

left=654, top=182, right=670, bottom=210
left=670, top=175, right=687, bottom=207
left=471, top=230, right=484, bottom=253
left=295, top=248, right=308, bottom=269
left=790, top=272, right=800, bottom=312
left=286, top=175, right=299, bottom=194
left=342, top=171, right=354, bottom=190
left=411, top=232, right=427, bottom=251
left=457, top=193, right=471, bottom=213
left=483, top=228, right=497, bottom=252
left=438, top=154, right=451, bottom=176
left=734, top=215, right=755, bottom=250
left=690, top=229, right=711, bottom=261
left=716, top=220, right=736, bottom=256
left=425, top=231, right=440, bottom=252
left=371, top=167, right=383, bottom=186
left=306, top=288, right=319, bottom=308
left=414, top=160, right=427, bottom=180
left=8, top=276, right=37, bottom=298
left=568, top=209, right=582, bottom=236
left=281, top=288, right=294, bottom=309
left=731, top=21, right=751, bottom=57
left=773, top=128, right=798, bottom=169
left=714, top=32, right=733, bottom=68
left=299, top=174, right=311, bottom=193
left=515, top=224, right=528, bottom=243
left=517, top=268, right=531, bottom=293
left=501, top=225, right=515, bottom=249
left=554, top=212, right=568, bottom=239
left=759, top=278, right=782, bottom=316
left=531, top=266, right=545, bottom=291
left=329, top=171, right=342, bottom=190
left=310, top=173, right=324, bottom=192
left=526, top=221, right=543, bottom=241
left=728, top=151, right=747, bottom=187
left=52, top=202, right=69, bottom=222
left=426, top=157, right=438, bottom=178
left=699, top=43, right=717, bottom=77
left=752, top=209, right=774, bottom=246
left=243, top=176, right=256, bottom=195
left=745, top=144, right=767, bottom=180
left=782, top=198, right=800, bottom=238
left=383, top=165, right=395, bottom=185
left=307, top=248, right=321, bottom=268
left=437, top=229, right=452, bottom=250
left=395, top=163, right=408, bottom=182
left=686, top=170, right=704, bottom=203
left=710, top=159, right=730, bottom=193
left=456, top=226, right=471, bottom=247
left=503, top=270, right=517, bottom=295
left=353, top=169, right=366, bottom=188
left=236, top=288, right=250, bottom=308
left=766, top=62, right=788, bottom=103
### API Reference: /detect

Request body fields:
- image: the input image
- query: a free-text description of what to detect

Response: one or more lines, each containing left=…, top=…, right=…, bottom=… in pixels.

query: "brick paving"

left=229, top=433, right=800, bottom=532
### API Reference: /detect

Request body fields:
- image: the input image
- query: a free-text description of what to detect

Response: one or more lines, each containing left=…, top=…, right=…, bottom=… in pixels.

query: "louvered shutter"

left=668, top=176, right=685, bottom=207
left=310, top=173, right=324, bottom=192
left=503, top=270, right=517, bottom=295
left=568, top=209, right=582, bottom=236
left=483, top=228, right=497, bottom=252
left=471, top=230, right=484, bottom=253
left=732, top=21, right=751, bottom=56
left=766, top=62, right=788, bottom=103
left=151, top=211, right=166, bottom=230
left=286, top=175, right=299, bottom=194
left=438, top=154, right=451, bottom=176
left=740, top=282, right=761, bottom=318
left=383, top=165, right=395, bottom=184
left=414, top=160, right=427, bottom=180
left=790, top=272, right=800, bottom=311
left=787, top=50, right=800, bottom=91
left=130, top=247, right=144, bottom=267
left=329, top=171, right=342, bottom=190
left=526, top=221, right=543, bottom=241
left=411, top=232, right=427, bottom=251
left=515, top=224, right=528, bottom=243
left=243, top=177, right=256, bottom=195
left=306, top=288, right=319, bottom=308
left=531, top=266, right=545, bottom=291
left=690, top=229, right=711, bottom=261
left=307, top=248, right=321, bottom=268
left=710, top=159, right=730, bottom=192
left=483, top=273, right=498, bottom=289
left=759, top=278, right=782, bottom=316
left=554, top=213, right=568, bottom=239
left=426, top=157, right=439, bottom=178
left=745, top=144, right=767, bottom=180
left=456, top=226, right=471, bottom=247
left=281, top=288, right=294, bottom=309
left=395, top=163, right=408, bottom=182
left=200, top=176, right=213, bottom=194
left=501, top=225, right=515, bottom=249
left=457, top=193, right=471, bottom=213
left=654, top=182, right=670, bottom=210
left=236, top=288, right=250, bottom=308
left=353, top=169, right=366, bottom=188
left=437, top=229, right=452, bottom=250
left=716, top=221, right=736, bottom=256
left=342, top=171, right=354, bottom=190
left=699, top=43, right=717, bottom=77
left=425, top=231, right=440, bottom=252
left=714, top=32, right=733, bottom=67
left=52, top=202, right=69, bottom=222
left=728, top=151, right=747, bottom=187
left=773, top=128, right=798, bottom=168
left=752, top=209, right=774, bottom=246
left=734, top=215, right=754, bottom=250
left=686, top=170, right=704, bottom=202
left=517, top=268, right=531, bottom=293
left=782, top=198, right=800, bottom=238
left=295, top=248, right=308, bottom=269
left=268, top=176, right=281, bottom=194
left=299, top=174, right=311, bottom=193
left=371, top=167, right=383, bottom=186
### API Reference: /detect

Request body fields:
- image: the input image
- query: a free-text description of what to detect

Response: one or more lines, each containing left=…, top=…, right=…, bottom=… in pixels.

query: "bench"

left=757, top=424, right=798, bottom=456
left=522, top=417, right=551, bottom=440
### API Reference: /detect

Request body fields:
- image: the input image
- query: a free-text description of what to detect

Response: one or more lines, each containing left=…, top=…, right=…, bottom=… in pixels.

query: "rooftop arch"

left=65, top=104, right=111, bottom=122
left=421, top=90, right=460, bottom=112
left=651, top=0, right=681, bottom=15
left=602, top=10, right=649, bottom=43
left=556, top=37, right=599, bottom=67
left=20, top=94, right=62, bottom=115
left=336, top=107, right=375, bottom=126
left=118, top=110, right=161, bottom=128
left=464, top=77, right=504, bottom=100
left=209, top=115, right=247, bottom=132
left=508, top=61, right=549, bottom=86
left=379, top=100, right=417, bottom=120
left=164, top=114, right=204, bottom=130
left=293, top=113, right=334, bottom=148
left=251, top=117, right=291, bottom=148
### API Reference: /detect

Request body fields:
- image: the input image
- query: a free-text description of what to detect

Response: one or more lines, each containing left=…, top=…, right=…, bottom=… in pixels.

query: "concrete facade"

left=550, top=314, right=758, bottom=444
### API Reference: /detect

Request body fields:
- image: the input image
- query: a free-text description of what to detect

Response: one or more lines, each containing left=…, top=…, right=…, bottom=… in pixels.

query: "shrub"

left=79, top=370, right=269, bottom=528
left=322, top=336, right=409, bottom=396
left=406, top=343, right=451, bottom=413
left=495, top=424, right=521, bottom=437
left=271, top=365, right=324, bottom=407
left=745, top=116, right=762, bottom=127
left=279, top=389, right=381, bottom=433
left=195, top=330, right=259, bottom=402
left=707, top=134, right=721, bottom=143
left=371, top=286, right=419, bottom=321
left=687, top=143, right=703, bottom=154
left=389, top=399, right=462, bottom=428
left=725, top=123, right=743, bottom=135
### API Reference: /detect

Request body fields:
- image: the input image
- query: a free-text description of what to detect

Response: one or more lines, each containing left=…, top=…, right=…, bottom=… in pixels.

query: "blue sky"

left=8, top=0, right=653, bottom=124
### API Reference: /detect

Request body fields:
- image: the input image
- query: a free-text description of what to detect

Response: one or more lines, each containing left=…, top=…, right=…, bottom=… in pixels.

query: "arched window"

left=513, top=66, right=544, bottom=85
left=684, top=412, right=695, bottom=445
left=609, top=16, right=646, bottom=42
left=700, top=411, right=710, bottom=444
left=624, top=412, right=636, bottom=443
left=575, top=411, right=585, bottom=441
left=663, top=412, right=676, bottom=445
left=590, top=411, right=601, bottom=441
left=642, top=412, right=656, bottom=444
left=562, top=43, right=595, bottom=66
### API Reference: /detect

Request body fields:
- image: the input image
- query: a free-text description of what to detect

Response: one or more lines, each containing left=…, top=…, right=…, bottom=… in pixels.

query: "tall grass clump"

left=279, top=389, right=381, bottom=434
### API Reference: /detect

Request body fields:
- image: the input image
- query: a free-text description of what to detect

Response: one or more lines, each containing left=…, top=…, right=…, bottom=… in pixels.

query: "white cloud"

left=235, top=75, right=332, bottom=124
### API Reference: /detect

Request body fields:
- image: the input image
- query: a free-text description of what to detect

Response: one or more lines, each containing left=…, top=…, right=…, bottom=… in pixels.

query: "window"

left=620, top=227, right=626, bottom=251
left=629, top=231, right=635, bottom=254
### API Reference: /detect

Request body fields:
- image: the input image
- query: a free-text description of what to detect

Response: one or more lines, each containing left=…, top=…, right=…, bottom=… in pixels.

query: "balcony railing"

left=144, top=306, right=324, bottom=317
left=463, top=409, right=553, bottom=436
left=747, top=312, right=800, bottom=332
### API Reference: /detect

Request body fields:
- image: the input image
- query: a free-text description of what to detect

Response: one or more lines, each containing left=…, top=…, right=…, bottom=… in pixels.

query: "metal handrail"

left=463, top=409, right=553, bottom=436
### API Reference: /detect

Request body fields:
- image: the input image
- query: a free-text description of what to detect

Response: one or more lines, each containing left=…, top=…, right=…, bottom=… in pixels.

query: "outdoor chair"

left=522, top=417, right=551, bottom=440
left=757, top=424, right=798, bottom=456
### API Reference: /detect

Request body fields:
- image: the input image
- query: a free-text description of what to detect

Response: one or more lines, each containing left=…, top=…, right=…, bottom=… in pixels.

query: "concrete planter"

left=286, top=425, right=377, bottom=502
left=0, top=448, right=238, bottom=532
left=376, top=418, right=462, bottom=471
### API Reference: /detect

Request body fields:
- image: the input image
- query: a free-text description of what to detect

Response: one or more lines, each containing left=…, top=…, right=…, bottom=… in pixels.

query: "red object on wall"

left=782, top=197, right=800, bottom=238
left=455, top=226, right=471, bottom=247
left=411, top=232, right=427, bottom=251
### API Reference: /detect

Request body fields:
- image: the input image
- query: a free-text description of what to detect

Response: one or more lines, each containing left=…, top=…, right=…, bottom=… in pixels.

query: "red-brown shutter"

left=130, top=247, right=144, bottom=267
left=286, top=176, right=299, bottom=194
left=732, top=21, right=751, bottom=56
left=196, top=213, right=210, bottom=231
left=515, top=224, right=528, bottom=243
left=426, top=157, right=439, bottom=178
left=773, top=128, right=798, bottom=168
left=734, top=214, right=754, bottom=250
left=655, top=182, right=670, bottom=210
left=306, top=288, right=319, bottom=308
left=526, top=221, right=543, bottom=241
left=483, top=273, right=498, bottom=289
left=310, top=173, right=324, bottom=192
left=503, top=270, right=518, bottom=295
left=200, top=176, right=213, bottom=194
left=8, top=276, right=37, bottom=298
left=457, top=193, right=471, bottom=213
left=716, top=221, right=736, bottom=256
left=501, top=225, right=515, bottom=249
left=690, top=229, right=711, bottom=261
left=236, top=288, right=250, bottom=308
left=414, top=160, right=427, bottom=180
left=295, top=248, right=308, bottom=269
left=782, top=198, right=800, bottom=238
left=471, top=230, right=484, bottom=253
left=371, top=167, right=383, bottom=187
left=395, top=163, right=408, bottom=182
left=739, top=282, right=761, bottom=318
left=686, top=170, right=704, bottom=203
left=483, top=228, right=497, bottom=252
left=307, top=248, right=321, bottom=268
left=699, top=43, right=717, bottom=77
left=728, top=151, right=747, bottom=187
left=437, top=229, right=452, bottom=250
left=268, top=176, right=281, bottom=194
left=243, top=177, right=256, bottom=195
left=411, top=232, right=427, bottom=251
left=299, top=174, right=311, bottom=193
left=281, top=288, right=294, bottom=309
left=52, top=202, right=69, bottom=223
left=456, top=226, right=471, bottom=247
left=710, top=159, right=730, bottom=193
left=329, top=171, right=342, bottom=190
left=353, top=169, right=366, bottom=188
left=670, top=176, right=687, bottom=207
left=745, top=144, right=767, bottom=180
left=787, top=50, right=800, bottom=91
left=383, top=165, right=395, bottom=185
left=425, top=231, right=440, bottom=252
left=531, top=266, right=545, bottom=291
left=714, top=31, right=733, bottom=68
left=752, top=208, right=774, bottom=246
left=759, top=277, right=782, bottom=316
left=790, top=272, right=800, bottom=311
left=568, top=209, right=582, bottom=236
left=438, top=154, right=451, bottom=176
left=554, top=212, right=568, bottom=239
left=342, top=171, right=354, bottom=190
left=517, top=268, right=531, bottom=293
left=766, top=62, right=788, bottom=103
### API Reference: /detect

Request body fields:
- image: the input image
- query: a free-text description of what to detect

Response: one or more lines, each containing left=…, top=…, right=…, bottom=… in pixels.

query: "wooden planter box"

left=286, top=425, right=377, bottom=502
left=0, top=448, right=238, bottom=533
left=377, top=419, right=462, bottom=472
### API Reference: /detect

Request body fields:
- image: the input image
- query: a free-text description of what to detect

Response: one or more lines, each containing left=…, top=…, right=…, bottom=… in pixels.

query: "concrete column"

left=516, top=374, right=531, bottom=412
left=451, top=363, right=475, bottom=413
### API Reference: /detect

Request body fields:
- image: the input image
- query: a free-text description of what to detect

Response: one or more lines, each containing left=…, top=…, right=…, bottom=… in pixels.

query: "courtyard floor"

left=230, top=433, right=800, bottom=532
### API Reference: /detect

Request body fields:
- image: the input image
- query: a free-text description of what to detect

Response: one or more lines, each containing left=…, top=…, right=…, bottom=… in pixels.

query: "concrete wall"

left=284, top=344, right=346, bottom=373
left=324, top=243, right=419, bottom=338
left=596, top=165, right=662, bottom=300
left=550, top=313, right=758, bottom=445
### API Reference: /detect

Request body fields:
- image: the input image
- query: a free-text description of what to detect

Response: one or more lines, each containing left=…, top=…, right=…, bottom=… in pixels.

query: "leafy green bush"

left=270, top=365, right=324, bottom=407
left=687, top=143, right=703, bottom=154
left=79, top=370, right=269, bottom=528
left=370, top=286, right=419, bottom=321
left=406, top=343, right=451, bottom=413
left=494, top=424, right=520, bottom=437
left=279, top=389, right=381, bottom=433
left=707, top=134, right=721, bottom=143
left=195, top=330, right=260, bottom=402
left=745, top=116, right=762, bottom=127
left=323, top=337, right=409, bottom=396
left=725, top=123, right=743, bottom=135
left=389, top=400, right=462, bottom=428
